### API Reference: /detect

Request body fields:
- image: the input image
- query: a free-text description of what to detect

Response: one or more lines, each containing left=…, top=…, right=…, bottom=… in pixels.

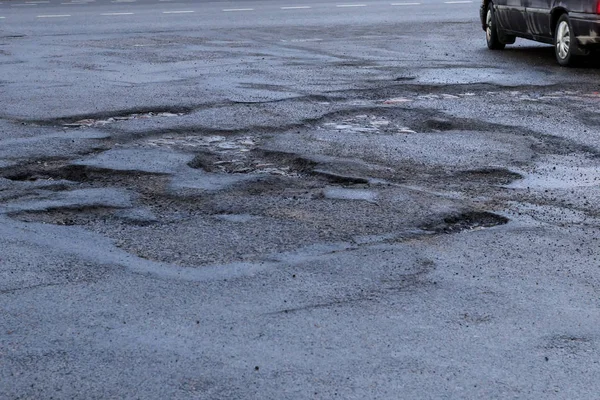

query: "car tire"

left=486, top=3, right=505, bottom=50
left=554, top=14, right=577, bottom=66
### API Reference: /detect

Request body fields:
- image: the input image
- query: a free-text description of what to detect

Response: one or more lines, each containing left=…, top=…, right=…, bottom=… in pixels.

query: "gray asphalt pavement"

left=2, top=0, right=600, bottom=399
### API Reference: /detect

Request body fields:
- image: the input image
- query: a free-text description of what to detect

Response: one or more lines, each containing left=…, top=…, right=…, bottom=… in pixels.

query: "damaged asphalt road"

left=2, top=1, right=600, bottom=398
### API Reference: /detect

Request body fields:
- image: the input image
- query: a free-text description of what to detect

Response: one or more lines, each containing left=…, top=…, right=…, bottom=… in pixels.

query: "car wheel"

left=554, top=14, right=577, bottom=66
left=486, top=3, right=505, bottom=50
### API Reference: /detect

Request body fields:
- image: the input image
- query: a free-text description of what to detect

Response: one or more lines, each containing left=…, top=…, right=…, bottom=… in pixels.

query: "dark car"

left=480, top=0, right=600, bottom=65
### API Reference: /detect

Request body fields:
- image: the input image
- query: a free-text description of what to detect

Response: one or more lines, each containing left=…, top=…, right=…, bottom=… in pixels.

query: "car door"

left=496, top=0, right=528, bottom=34
left=526, top=0, right=552, bottom=38
left=493, top=0, right=512, bottom=31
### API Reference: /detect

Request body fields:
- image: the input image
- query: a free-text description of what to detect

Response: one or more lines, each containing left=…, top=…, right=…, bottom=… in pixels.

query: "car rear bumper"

left=571, top=13, right=600, bottom=48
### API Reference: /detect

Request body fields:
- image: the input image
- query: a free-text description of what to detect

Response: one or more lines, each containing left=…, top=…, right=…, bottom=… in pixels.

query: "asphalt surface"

left=2, top=1, right=600, bottom=399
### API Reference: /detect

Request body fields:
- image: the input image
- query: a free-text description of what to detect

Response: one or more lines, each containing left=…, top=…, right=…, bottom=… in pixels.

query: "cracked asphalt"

left=2, top=0, right=600, bottom=398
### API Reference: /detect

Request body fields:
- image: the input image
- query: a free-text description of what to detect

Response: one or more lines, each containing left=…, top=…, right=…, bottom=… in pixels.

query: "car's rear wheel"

left=555, top=14, right=577, bottom=66
left=486, top=3, right=505, bottom=50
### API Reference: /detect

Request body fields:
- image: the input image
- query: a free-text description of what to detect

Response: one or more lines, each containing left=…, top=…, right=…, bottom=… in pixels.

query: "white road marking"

left=162, top=10, right=194, bottom=13
left=391, top=2, right=421, bottom=5
left=11, top=4, right=38, bottom=6
left=111, top=0, right=136, bottom=3
left=222, top=8, right=254, bottom=11
left=0, top=16, right=5, bottom=19
left=26, top=1, right=50, bottom=3
left=101, top=12, right=134, bottom=15
left=281, top=38, right=322, bottom=42
left=281, top=6, right=311, bottom=9
left=37, top=14, right=71, bottom=17
left=444, top=1, right=472, bottom=3
left=336, top=4, right=367, bottom=6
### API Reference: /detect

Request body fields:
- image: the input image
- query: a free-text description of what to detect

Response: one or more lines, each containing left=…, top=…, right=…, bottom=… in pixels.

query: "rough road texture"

left=2, top=3, right=600, bottom=399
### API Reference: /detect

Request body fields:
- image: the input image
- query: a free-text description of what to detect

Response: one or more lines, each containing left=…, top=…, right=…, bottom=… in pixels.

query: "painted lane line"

left=26, top=1, right=50, bottom=3
left=222, top=8, right=253, bottom=11
left=0, top=16, right=5, bottom=19
left=444, top=1, right=472, bottom=3
left=11, top=4, right=38, bottom=6
left=391, top=2, right=421, bottom=4
left=37, top=14, right=71, bottom=17
left=111, top=0, right=135, bottom=3
left=336, top=4, right=367, bottom=6
left=281, top=38, right=322, bottom=42
left=281, top=6, right=311, bottom=9
left=163, top=10, right=194, bottom=13
left=101, top=12, right=134, bottom=15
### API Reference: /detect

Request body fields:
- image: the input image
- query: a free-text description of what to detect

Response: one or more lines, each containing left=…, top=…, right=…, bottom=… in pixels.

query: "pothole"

left=3, top=171, right=47, bottom=182
left=63, top=111, right=185, bottom=128
left=12, top=206, right=121, bottom=226
left=146, top=135, right=255, bottom=151
left=315, top=108, right=512, bottom=138
left=424, top=118, right=455, bottom=131
left=321, top=114, right=415, bottom=134
left=1, top=159, right=73, bottom=182
left=1, top=160, right=169, bottom=195
left=454, top=168, right=523, bottom=185
left=188, top=147, right=315, bottom=178
left=425, top=211, right=509, bottom=234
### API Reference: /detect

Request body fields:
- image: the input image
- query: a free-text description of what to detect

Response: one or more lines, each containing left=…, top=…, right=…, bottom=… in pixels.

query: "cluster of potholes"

left=4, top=100, right=568, bottom=265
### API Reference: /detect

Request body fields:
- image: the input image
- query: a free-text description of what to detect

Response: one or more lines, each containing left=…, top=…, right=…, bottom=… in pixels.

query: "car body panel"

left=571, top=14, right=600, bottom=46
left=495, top=0, right=529, bottom=33
left=481, top=0, right=600, bottom=52
left=526, top=0, right=552, bottom=37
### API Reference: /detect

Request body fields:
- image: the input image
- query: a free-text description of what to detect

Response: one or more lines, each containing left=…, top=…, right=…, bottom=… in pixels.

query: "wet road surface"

left=2, top=1, right=600, bottom=398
